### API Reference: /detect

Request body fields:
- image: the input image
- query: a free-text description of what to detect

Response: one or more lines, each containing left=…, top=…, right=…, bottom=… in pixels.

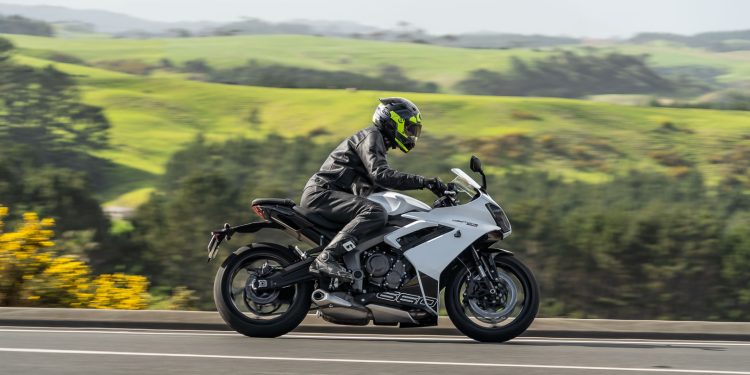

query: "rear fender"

left=207, top=221, right=285, bottom=260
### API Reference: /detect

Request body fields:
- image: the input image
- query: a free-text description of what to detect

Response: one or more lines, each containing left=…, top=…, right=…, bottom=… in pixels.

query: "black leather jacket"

left=306, top=125, right=426, bottom=196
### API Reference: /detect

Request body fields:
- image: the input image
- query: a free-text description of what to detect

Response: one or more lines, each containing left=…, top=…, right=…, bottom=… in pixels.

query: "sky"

left=10, top=0, right=750, bottom=38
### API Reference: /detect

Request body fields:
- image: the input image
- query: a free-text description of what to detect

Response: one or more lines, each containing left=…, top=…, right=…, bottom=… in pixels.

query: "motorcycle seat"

left=292, top=205, right=344, bottom=231
left=251, top=198, right=296, bottom=207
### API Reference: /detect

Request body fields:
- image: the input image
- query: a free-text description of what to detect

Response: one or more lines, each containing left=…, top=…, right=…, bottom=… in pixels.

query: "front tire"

left=445, top=254, right=539, bottom=342
left=214, top=244, right=313, bottom=338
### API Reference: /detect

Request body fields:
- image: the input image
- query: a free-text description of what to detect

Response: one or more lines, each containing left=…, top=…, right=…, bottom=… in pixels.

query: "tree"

left=182, top=59, right=212, bottom=74
left=0, top=45, right=110, bottom=154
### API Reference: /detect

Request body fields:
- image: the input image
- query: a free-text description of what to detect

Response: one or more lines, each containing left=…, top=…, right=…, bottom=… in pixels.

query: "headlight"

left=486, top=203, right=512, bottom=238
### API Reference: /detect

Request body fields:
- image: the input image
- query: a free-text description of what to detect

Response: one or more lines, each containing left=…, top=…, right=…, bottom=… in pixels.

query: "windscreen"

left=450, top=168, right=481, bottom=198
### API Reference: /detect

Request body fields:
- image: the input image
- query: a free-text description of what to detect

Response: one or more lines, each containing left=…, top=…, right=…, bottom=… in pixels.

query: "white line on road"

left=0, top=347, right=747, bottom=374
left=284, top=333, right=750, bottom=347
left=1, top=327, right=750, bottom=347
left=0, top=328, right=238, bottom=337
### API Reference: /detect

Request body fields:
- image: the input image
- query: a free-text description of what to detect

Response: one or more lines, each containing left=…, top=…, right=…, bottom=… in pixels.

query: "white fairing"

left=398, top=194, right=502, bottom=280
left=367, top=191, right=431, bottom=216
left=365, top=169, right=509, bottom=313
left=367, top=169, right=506, bottom=281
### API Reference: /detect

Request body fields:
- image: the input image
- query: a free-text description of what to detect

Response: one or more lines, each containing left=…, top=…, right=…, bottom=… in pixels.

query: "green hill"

left=14, top=55, right=750, bottom=204
left=5, top=35, right=750, bottom=208
left=5, top=34, right=750, bottom=90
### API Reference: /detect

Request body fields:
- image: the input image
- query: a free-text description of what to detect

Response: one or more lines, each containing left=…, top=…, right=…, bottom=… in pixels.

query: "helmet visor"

left=405, top=121, right=422, bottom=138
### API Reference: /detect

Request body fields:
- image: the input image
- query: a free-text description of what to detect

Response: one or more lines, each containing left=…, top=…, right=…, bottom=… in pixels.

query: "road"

left=0, top=326, right=749, bottom=374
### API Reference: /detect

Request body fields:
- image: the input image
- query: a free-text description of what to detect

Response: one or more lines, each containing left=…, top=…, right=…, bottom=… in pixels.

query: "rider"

left=301, top=97, right=447, bottom=281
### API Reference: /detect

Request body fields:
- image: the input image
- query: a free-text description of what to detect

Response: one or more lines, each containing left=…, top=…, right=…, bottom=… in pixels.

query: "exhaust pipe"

left=311, top=289, right=352, bottom=308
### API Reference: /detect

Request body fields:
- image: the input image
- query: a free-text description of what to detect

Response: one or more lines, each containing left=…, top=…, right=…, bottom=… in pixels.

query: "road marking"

left=1, top=328, right=749, bottom=347
left=284, top=334, right=750, bottom=346
left=0, top=328, right=238, bottom=337
left=0, top=347, right=747, bottom=374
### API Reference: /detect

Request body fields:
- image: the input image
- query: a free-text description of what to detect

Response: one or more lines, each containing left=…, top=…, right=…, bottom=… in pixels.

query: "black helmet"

left=372, top=97, right=423, bottom=153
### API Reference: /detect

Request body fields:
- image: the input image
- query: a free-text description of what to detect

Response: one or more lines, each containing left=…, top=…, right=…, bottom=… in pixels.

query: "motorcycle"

left=206, top=155, right=539, bottom=342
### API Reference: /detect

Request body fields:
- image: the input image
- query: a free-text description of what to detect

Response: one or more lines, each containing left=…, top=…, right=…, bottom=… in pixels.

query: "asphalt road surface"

left=1, top=326, right=749, bottom=375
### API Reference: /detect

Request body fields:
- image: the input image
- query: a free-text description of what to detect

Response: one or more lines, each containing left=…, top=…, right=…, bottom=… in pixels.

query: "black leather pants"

left=300, top=184, right=387, bottom=243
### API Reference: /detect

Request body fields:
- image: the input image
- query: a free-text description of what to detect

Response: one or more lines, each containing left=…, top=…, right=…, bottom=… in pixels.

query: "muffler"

left=311, top=289, right=352, bottom=308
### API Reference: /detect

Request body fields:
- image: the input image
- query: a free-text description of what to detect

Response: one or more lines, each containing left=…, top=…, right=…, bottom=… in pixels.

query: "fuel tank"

left=367, top=191, right=431, bottom=216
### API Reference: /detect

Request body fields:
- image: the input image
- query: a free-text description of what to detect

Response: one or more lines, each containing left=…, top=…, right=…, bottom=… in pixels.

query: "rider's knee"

left=364, top=204, right=388, bottom=226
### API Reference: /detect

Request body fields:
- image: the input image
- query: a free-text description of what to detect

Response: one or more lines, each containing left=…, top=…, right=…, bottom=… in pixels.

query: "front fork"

left=469, top=245, right=504, bottom=295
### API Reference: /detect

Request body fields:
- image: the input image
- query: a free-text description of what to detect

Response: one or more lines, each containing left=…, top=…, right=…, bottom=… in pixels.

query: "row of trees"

left=120, top=134, right=750, bottom=319
left=630, top=30, right=750, bottom=52
left=183, top=59, right=440, bottom=93
left=456, top=51, right=681, bottom=98
left=0, top=14, right=53, bottom=37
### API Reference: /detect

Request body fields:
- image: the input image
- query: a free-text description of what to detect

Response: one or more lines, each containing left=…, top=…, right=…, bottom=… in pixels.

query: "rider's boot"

left=309, top=231, right=356, bottom=282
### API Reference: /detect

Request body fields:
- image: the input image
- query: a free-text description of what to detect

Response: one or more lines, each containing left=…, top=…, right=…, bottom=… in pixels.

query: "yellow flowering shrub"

left=23, top=256, right=94, bottom=308
left=89, top=273, right=149, bottom=310
left=0, top=209, right=55, bottom=305
left=0, top=206, right=150, bottom=309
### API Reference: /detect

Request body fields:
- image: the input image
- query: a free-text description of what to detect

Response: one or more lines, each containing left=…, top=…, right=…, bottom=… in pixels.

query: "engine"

left=362, top=247, right=413, bottom=290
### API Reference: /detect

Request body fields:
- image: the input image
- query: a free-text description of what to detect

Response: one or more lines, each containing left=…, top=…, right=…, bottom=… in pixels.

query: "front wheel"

left=214, top=244, right=313, bottom=338
left=445, top=254, right=539, bottom=342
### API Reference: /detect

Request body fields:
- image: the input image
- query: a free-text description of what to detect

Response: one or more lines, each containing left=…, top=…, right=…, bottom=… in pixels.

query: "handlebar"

left=432, top=183, right=459, bottom=208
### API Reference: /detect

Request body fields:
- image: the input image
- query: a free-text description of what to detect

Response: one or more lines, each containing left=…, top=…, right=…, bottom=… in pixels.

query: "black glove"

left=424, top=177, right=448, bottom=196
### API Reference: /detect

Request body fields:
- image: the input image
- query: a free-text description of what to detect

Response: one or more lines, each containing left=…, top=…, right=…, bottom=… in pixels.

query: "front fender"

left=488, top=247, right=514, bottom=256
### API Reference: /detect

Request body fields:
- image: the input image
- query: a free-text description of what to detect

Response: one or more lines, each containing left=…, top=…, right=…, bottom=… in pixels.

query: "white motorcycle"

left=207, top=156, right=539, bottom=342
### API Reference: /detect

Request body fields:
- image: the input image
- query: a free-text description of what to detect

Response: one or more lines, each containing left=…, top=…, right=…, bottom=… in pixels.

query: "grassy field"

left=5, top=35, right=750, bottom=207
left=5, top=34, right=750, bottom=90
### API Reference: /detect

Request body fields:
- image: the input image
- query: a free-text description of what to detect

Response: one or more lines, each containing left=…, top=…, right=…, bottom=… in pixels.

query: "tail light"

left=252, top=205, right=267, bottom=220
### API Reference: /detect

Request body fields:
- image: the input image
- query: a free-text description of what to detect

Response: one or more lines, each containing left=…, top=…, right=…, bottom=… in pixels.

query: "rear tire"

left=214, top=244, right=313, bottom=338
left=445, top=254, right=539, bottom=343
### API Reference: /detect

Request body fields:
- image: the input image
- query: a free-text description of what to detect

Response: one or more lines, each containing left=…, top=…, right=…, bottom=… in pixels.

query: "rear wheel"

left=445, top=254, right=539, bottom=342
left=214, top=244, right=313, bottom=338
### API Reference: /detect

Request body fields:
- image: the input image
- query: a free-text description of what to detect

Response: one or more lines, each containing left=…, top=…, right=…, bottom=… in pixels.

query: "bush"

left=93, top=59, right=155, bottom=75
left=511, top=109, right=543, bottom=121
left=182, top=59, right=212, bottom=74
left=0, top=206, right=149, bottom=309
left=89, top=273, right=149, bottom=310
left=47, top=52, right=87, bottom=66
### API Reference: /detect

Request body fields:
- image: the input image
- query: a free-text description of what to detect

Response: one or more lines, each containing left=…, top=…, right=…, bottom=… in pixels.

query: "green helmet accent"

left=372, top=97, right=423, bottom=153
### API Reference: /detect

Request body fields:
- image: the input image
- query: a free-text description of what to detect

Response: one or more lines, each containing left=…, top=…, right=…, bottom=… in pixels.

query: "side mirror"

left=470, top=155, right=483, bottom=173
left=469, top=155, right=487, bottom=191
